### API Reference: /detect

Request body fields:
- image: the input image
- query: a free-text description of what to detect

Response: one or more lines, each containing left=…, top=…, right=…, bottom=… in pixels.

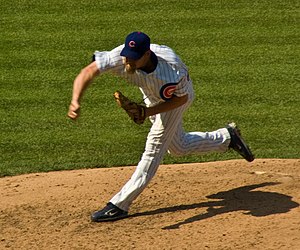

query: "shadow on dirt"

left=130, top=182, right=299, bottom=230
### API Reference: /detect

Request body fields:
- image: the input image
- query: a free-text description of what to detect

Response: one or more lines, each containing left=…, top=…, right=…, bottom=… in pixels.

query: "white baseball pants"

left=110, top=95, right=231, bottom=211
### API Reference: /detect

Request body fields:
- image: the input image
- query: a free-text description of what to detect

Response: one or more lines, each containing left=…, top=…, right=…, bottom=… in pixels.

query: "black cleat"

left=226, top=122, right=255, bottom=162
left=91, top=202, right=128, bottom=222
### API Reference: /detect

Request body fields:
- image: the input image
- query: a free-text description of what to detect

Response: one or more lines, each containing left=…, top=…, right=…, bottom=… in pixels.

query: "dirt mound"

left=1, top=159, right=300, bottom=250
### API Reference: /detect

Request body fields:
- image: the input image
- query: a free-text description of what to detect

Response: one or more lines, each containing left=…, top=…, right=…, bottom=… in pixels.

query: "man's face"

left=124, top=51, right=150, bottom=74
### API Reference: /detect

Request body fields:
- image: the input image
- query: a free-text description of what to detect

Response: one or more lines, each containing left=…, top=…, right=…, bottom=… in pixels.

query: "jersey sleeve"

left=93, top=45, right=124, bottom=73
left=174, top=74, right=191, bottom=97
left=152, top=44, right=192, bottom=99
left=170, top=62, right=192, bottom=98
left=159, top=70, right=192, bottom=101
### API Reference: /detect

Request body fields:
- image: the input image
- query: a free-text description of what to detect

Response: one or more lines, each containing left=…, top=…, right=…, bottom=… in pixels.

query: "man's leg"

left=168, top=122, right=231, bottom=156
left=109, top=105, right=188, bottom=211
left=168, top=122, right=254, bottom=162
left=91, top=104, right=189, bottom=222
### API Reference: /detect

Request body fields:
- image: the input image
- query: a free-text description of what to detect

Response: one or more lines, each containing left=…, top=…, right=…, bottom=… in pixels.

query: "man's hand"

left=68, top=101, right=80, bottom=120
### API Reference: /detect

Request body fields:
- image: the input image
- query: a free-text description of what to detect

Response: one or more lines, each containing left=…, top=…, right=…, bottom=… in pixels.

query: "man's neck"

left=140, top=51, right=158, bottom=74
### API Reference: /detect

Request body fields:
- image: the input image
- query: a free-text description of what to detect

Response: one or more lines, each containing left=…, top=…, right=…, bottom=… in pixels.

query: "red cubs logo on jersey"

left=160, top=83, right=177, bottom=101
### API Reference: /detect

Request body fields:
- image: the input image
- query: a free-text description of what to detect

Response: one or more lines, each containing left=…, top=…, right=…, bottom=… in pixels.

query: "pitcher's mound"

left=1, top=159, right=300, bottom=249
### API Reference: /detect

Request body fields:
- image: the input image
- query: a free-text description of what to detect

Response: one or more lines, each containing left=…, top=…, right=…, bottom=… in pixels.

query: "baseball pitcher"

left=68, top=31, right=254, bottom=222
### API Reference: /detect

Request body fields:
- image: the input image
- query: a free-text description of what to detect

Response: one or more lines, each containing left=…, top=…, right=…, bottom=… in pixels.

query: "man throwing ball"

left=68, top=31, right=254, bottom=222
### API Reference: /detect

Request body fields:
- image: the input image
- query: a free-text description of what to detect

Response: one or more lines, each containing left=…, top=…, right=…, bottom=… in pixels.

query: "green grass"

left=0, top=0, right=299, bottom=176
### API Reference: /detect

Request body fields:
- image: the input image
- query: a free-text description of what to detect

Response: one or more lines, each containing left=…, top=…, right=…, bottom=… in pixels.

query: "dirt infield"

left=1, top=159, right=299, bottom=250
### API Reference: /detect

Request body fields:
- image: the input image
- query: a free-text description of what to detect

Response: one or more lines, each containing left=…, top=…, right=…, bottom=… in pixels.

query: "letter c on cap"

left=129, top=41, right=136, bottom=48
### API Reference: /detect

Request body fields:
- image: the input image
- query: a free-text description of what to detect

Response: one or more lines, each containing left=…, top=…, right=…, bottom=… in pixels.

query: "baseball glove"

left=113, top=91, right=146, bottom=125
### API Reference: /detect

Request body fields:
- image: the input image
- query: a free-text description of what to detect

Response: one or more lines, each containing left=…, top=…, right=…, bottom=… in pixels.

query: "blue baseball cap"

left=120, top=31, right=150, bottom=60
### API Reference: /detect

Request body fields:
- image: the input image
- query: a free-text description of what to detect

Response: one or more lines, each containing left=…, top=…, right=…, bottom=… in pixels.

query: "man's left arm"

left=145, top=94, right=188, bottom=117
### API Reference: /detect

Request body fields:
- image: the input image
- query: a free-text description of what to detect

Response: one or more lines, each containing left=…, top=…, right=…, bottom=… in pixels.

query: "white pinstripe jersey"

left=94, top=44, right=193, bottom=107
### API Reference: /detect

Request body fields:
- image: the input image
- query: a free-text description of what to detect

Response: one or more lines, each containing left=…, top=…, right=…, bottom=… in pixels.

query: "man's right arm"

left=68, top=61, right=100, bottom=120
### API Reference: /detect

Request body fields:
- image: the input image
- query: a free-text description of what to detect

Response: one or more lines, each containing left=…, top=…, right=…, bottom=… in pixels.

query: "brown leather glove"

left=114, top=91, right=146, bottom=125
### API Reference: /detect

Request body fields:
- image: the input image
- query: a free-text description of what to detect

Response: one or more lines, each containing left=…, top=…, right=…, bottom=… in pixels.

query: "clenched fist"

left=68, top=101, right=81, bottom=120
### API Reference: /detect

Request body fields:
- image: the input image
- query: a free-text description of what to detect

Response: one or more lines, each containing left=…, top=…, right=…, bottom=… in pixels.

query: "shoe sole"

left=227, top=122, right=255, bottom=162
left=91, top=213, right=128, bottom=222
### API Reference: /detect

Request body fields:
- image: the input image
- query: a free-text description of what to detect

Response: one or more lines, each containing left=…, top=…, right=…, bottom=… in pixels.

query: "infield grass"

left=0, top=0, right=299, bottom=176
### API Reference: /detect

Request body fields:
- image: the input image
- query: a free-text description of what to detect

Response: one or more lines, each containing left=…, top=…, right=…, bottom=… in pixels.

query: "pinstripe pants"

left=110, top=94, right=231, bottom=211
